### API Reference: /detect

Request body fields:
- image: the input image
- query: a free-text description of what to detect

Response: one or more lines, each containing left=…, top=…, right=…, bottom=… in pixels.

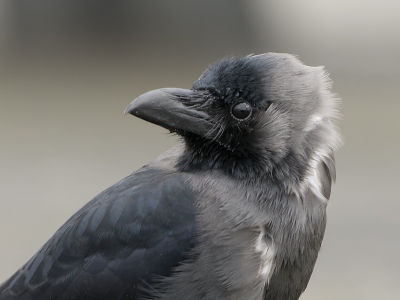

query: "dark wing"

left=0, top=164, right=197, bottom=300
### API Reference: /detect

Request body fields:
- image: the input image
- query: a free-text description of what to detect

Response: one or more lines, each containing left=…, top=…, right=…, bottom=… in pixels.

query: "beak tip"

left=124, top=101, right=138, bottom=116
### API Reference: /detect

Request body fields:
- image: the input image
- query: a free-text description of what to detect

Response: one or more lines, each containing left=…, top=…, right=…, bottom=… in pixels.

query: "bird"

left=0, top=53, right=341, bottom=300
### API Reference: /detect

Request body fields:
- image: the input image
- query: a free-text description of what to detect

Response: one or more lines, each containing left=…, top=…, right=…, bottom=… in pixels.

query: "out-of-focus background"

left=0, top=1, right=399, bottom=299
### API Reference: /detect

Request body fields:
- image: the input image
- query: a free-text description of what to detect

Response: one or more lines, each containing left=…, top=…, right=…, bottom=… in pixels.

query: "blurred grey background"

left=0, top=1, right=399, bottom=299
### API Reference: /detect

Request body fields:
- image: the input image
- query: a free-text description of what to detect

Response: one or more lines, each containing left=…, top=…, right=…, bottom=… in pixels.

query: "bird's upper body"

left=0, top=53, right=340, bottom=300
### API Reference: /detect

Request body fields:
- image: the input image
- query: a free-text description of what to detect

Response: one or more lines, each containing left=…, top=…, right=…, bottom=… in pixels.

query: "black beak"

left=125, top=88, right=214, bottom=137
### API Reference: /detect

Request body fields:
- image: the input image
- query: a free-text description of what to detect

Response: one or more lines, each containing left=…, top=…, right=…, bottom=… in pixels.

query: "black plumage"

left=0, top=53, right=340, bottom=300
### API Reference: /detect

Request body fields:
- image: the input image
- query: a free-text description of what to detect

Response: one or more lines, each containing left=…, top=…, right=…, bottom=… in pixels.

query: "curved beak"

left=125, top=88, right=214, bottom=137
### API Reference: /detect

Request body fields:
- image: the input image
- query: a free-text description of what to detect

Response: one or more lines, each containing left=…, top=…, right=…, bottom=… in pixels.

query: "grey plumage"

left=0, top=53, right=341, bottom=300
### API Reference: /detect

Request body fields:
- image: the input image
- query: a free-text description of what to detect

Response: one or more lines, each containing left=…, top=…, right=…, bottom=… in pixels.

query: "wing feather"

left=0, top=165, right=197, bottom=300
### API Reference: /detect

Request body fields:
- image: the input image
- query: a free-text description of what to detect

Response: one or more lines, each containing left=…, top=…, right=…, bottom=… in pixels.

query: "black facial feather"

left=192, top=56, right=269, bottom=108
left=178, top=56, right=284, bottom=179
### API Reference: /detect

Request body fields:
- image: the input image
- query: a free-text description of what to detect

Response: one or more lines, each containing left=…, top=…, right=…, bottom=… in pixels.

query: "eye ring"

left=231, top=102, right=252, bottom=121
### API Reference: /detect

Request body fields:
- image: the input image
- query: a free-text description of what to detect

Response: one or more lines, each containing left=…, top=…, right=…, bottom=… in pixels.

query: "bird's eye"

left=231, top=102, right=252, bottom=120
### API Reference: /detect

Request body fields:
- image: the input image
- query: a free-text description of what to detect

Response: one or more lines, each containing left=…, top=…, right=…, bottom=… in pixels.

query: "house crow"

left=0, top=53, right=341, bottom=300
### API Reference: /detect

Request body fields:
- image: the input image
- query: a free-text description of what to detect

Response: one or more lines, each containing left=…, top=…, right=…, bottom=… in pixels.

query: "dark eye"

left=231, top=102, right=252, bottom=120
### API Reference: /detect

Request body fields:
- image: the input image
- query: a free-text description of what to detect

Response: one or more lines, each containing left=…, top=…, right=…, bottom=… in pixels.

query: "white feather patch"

left=305, top=154, right=325, bottom=201
left=304, top=115, right=322, bottom=132
left=255, top=226, right=276, bottom=282
left=299, top=147, right=331, bottom=203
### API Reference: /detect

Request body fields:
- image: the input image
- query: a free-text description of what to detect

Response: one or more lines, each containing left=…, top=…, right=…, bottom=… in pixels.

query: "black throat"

left=176, top=134, right=308, bottom=192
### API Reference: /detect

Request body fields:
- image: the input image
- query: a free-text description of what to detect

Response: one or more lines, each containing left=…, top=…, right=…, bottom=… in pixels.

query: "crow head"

left=126, top=53, right=340, bottom=182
